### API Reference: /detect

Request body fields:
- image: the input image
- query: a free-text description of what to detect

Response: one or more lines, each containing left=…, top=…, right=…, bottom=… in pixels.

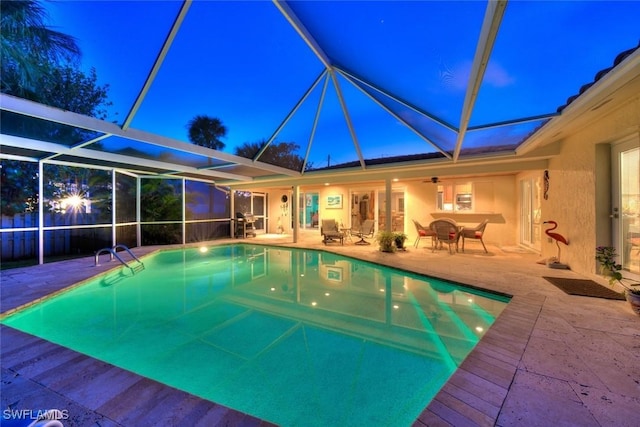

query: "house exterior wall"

left=263, top=89, right=638, bottom=276
left=516, top=170, right=545, bottom=252
left=288, top=176, right=520, bottom=248
left=541, top=96, right=640, bottom=278
left=266, top=190, right=291, bottom=234
left=404, top=176, right=518, bottom=248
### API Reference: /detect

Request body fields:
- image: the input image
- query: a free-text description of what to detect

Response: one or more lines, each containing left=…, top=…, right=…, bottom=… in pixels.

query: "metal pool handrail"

left=94, top=244, right=145, bottom=275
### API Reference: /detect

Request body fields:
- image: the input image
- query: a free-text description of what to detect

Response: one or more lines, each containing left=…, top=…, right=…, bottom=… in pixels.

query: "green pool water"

left=1, top=244, right=509, bottom=426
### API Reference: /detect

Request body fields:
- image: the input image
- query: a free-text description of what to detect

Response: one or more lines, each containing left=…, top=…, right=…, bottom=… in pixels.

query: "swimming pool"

left=1, top=244, right=509, bottom=426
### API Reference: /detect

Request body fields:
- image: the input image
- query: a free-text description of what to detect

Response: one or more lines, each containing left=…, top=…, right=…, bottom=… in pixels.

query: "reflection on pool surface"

left=1, top=244, right=509, bottom=426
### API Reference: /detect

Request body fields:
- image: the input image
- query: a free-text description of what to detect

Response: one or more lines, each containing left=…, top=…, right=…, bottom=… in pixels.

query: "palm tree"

left=186, top=115, right=227, bottom=150
left=1, top=0, right=81, bottom=96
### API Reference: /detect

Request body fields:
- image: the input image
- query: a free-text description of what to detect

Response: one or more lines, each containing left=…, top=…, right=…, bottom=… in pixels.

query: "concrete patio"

left=1, top=230, right=639, bottom=426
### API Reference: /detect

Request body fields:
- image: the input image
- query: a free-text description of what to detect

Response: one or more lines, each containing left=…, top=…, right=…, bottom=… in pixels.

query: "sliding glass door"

left=298, top=193, right=319, bottom=229
left=519, top=176, right=542, bottom=251
left=611, top=140, right=640, bottom=279
left=613, top=140, right=640, bottom=278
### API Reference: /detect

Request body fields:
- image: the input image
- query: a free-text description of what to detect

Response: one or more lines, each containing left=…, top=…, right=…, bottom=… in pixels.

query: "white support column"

left=385, top=179, right=392, bottom=232
left=136, top=177, right=141, bottom=248
left=293, top=186, right=300, bottom=243
left=182, top=178, right=186, bottom=245
left=38, top=161, right=44, bottom=265
left=230, top=190, right=236, bottom=238
left=112, top=170, right=117, bottom=246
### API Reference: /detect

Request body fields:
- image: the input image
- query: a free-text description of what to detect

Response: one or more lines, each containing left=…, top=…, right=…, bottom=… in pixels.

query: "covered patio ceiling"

left=1, top=1, right=639, bottom=186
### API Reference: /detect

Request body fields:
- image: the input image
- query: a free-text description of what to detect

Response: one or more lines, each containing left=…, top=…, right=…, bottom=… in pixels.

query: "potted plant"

left=393, top=232, right=408, bottom=251
left=596, top=246, right=640, bottom=315
left=376, top=231, right=396, bottom=253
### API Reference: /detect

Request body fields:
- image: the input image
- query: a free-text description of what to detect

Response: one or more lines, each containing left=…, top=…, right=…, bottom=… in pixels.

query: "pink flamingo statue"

left=543, top=220, right=569, bottom=262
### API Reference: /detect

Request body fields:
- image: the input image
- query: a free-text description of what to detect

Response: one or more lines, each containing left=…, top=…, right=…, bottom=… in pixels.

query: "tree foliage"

left=42, top=164, right=112, bottom=221
left=1, top=0, right=81, bottom=97
left=140, top=179, right=183, bottom=223
left=0, top=160, right=39, bottom=216
left=4, top=65, right=112, bottom=146
left=140, top=179, right=183, bottom=245
left=1, top=0, right=112, bottom=119
left=1, top=0, right=113, bottom=216
left=186, top=115, right=227, bottom=150
left=234, top=140, right=310, bottom=171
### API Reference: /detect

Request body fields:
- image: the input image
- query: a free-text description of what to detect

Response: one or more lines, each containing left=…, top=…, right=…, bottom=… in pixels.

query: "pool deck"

left=1, top=231, right=639, bottom=426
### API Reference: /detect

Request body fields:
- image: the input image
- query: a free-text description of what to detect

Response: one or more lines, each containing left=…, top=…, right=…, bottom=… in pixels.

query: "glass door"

left=233, top=191, right=266, bottom=234
left=252, top=193, right=266, bottom=233
left=519, top=176, right=542, bottom=250
left=613, top=140, right=640, bottom=278
left=298, top=193, right=319, bottom=229
left=351, top=190, right=375, bottom=228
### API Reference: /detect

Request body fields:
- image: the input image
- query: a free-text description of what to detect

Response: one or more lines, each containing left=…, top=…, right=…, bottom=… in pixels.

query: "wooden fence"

left=1, top=214, right=233, bottom=262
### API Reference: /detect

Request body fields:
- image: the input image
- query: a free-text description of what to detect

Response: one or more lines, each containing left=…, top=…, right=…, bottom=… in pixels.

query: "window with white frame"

left=436, top=183, right=473, bottom=212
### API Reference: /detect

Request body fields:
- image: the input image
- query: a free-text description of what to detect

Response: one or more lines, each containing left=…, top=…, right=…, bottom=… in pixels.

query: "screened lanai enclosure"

left=0, top=164, right=250, bottom=266
left=2, top=0, right=639, bottom=266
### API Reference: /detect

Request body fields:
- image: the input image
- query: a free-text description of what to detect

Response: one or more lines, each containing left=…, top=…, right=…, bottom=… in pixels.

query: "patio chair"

left=412, top=219, right=436, bottom=248
left=461, top=219, right=489, bottom=253
left=430, top=218, right=460, bottom=254
left=353, top=219, right=375, bottom=245
left=321, top=219, right=344, bottom=245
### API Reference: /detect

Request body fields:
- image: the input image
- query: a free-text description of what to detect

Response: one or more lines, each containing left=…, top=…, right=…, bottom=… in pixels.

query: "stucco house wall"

left=541, top=96, right=640, bottom=278
left=265, top=89, right=638, bottom=274
left=404, top=176, right=518, bottom=248
left=281, top=176, right=519, bottom=247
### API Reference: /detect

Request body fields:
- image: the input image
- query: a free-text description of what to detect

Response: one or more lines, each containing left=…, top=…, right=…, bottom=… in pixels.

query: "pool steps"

left=94, top=244, right=145, bottom=275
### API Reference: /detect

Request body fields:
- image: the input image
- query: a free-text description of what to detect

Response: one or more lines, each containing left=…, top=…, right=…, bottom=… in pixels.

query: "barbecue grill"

left=235, top=212, right=256, bottom=238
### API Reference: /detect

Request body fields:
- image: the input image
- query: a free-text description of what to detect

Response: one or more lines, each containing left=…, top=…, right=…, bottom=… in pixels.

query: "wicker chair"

left=430, top=218, right=460, bottom=254
left=460, top=219, right=489, bottom=253
left=412, top=219, right=436, bottom=248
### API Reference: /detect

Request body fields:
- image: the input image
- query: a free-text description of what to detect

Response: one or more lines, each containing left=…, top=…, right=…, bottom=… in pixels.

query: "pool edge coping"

left=416, top=293, right=543, bottom=425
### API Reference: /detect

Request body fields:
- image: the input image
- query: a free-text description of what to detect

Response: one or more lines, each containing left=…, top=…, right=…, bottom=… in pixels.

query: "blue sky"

left=43, top=0, right=640, bottom=169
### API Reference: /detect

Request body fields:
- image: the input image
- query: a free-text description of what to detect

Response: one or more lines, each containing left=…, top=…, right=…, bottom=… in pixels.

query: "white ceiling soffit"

left=222, top=155, right=552, bottom=190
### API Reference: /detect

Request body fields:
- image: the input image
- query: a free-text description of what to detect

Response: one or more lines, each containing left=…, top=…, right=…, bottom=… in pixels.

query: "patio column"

left=292, top=185, right=299, bottom=243
left=385, top=179, right=392, bottom=232
left=111, top=171, right=116, bottom=247
left=38, top=160, right=44, bottom=265
left=136, top=177, right=141, bottom=248
left=230, top=190, right=235, bottom=238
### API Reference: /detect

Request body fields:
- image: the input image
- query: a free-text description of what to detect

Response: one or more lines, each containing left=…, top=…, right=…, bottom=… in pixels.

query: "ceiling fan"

left=423, top=176, right=442, bottom=184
